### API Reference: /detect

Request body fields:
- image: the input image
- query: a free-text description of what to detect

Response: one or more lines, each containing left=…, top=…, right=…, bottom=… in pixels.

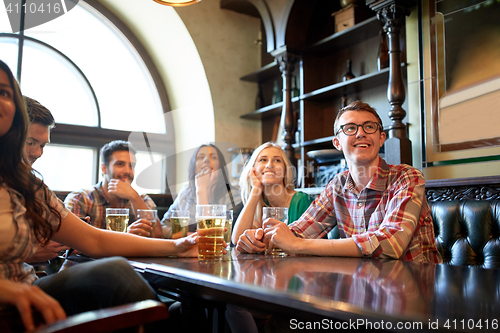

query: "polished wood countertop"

left=128, top=251, right=500, bottom=332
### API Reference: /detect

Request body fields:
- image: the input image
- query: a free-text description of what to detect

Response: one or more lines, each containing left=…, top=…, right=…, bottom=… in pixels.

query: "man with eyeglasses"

left=236, top=100, right=441, bottom=264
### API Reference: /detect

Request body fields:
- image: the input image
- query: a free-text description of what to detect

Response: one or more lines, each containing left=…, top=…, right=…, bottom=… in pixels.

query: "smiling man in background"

left=236, top=100, right=442, bottom=264
left=64, top=140, right=160, bottom=236
left=24, top=96, right=55, bottom=165
left=23, top=96, right=70, bottom=263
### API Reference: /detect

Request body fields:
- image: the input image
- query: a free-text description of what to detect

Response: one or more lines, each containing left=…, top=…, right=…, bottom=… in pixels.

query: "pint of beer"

left=223, top=210, right=233, bottom=247
left=196, top=205, right=226, bottom=260
left=170, top=210, right=189, bottom=239
left=262, top=207, right=288, bottom=256
left=137, top=209, right=158, bottom=237
left=105, top=208, right=129, bottom=232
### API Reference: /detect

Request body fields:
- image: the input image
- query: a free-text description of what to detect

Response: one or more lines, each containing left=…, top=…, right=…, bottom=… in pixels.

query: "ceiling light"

left=152, top=0, right=201, bottom=6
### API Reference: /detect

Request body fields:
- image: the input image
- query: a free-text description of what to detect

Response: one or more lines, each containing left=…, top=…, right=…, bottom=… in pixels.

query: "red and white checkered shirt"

left=290, top=159, right=442, bottom=263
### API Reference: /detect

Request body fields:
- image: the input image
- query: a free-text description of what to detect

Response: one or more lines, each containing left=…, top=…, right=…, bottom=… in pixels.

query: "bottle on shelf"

left=377, top=30, right=389, bottom=71
left=291, top=75, right=300, bottom=98
left=341, top=94, right=348, bottom=108
left=255, top=83, right=264, bottom=109
left=272, top=80, right=282, bottom=104
left=295, top=118, right=301, bottom=144
left=342, top=60, right=355, bottom=81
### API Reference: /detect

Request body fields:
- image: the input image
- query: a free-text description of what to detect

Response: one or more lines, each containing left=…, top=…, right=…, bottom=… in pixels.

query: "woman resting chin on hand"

left=232, top=142, right=313, bottom=253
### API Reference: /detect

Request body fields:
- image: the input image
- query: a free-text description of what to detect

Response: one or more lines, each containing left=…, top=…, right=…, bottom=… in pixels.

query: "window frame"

left=1, top=0, right=173, bottom=192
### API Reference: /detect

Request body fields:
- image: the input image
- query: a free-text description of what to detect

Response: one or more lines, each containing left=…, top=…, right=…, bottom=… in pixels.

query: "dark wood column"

left=273, top=50, right=298, bottom=166
left=368, top=0, right=415, bottom=165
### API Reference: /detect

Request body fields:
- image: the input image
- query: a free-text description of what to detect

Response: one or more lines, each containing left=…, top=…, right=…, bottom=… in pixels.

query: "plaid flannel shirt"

left=64, top=181, right=156, bottom=229
left=290, top=159, right=442, bottom=263
left=1, top=182, right=69, bottom=283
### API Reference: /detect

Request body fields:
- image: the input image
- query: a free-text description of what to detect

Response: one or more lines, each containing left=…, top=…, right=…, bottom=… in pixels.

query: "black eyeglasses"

left=335, top=121, right=382, bottom=136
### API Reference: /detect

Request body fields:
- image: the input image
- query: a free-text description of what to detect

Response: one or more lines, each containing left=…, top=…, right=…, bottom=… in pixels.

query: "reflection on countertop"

left=129, top=249, right=500, bottom=329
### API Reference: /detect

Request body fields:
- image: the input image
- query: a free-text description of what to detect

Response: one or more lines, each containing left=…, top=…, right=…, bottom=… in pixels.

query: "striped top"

left=290, top=159, right=442, bottom=263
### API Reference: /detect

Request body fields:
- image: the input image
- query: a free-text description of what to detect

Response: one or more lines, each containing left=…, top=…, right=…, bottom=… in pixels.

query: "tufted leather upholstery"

left=327, top=199, right=500, bottom=268
left=430, top=200, right=500, bottom=268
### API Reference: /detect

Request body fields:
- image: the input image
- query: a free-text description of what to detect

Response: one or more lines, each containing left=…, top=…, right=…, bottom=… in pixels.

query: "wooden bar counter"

left=128, top=250, right=500, bottom=332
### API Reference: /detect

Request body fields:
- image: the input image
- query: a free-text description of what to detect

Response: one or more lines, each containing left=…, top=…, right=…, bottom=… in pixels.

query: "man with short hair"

left=236, top=100, right=442, bottom=263
left=64, top=140, right=160, bottom=237
left=24, top=96, right=55, bottom=165
left=23, top=96, right=70, bottom=263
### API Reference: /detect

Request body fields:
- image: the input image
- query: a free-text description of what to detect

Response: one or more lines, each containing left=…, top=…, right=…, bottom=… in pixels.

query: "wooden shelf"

left=234, top=3, right=394, bottom=190
left=303, top=63, right=406, bottom=101
left=303, top=67, right=390, bottom=101
left=240, top=61, right=280, bottom=82
left=241, top=66, right=402, bottom=122
left=240, top=98, right=300, bottom=120
left=306, top=16, right=381, bottom=55
left=240, top=102, right=282, bottom=120
left=301, top=136, right=335, bottom=147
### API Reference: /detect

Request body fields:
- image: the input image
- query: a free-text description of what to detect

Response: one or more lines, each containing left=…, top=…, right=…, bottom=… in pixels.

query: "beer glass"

left=196, top=205, right=226, bottom=260
left=170, top=210, right=189, bottom=239
left=262, top=207, right=288, bottom=256
left=137, top=209, right=158, bottom=238
left=105, top=208, right=129, bottom=232
left=223, top=210, right=234, bottom=247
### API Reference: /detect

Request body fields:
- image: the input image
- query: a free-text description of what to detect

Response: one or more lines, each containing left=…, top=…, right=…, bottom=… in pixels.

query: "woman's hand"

left=176, top=232, right=230, bottom=257
left=0, top=279, right=66, bottom=331
left=26, top=241, right=69, bottom=263
left=174, top=233, right=199, bottom=257
left=195, top=168, right=220, bottom=204
left=249, top=167, right=263, bottom=194
left=235, top=228, right=267, bottom=254
left=195, top=168, right=212, bottom=189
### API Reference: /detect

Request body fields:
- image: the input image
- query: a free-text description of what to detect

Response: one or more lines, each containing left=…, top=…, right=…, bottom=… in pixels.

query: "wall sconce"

left=152, top=0, right=201, bottom=6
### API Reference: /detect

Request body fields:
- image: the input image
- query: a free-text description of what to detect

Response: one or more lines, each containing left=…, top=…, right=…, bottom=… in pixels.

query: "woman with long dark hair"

left=0, top=60, right=198, bottom=332
left=160, top=143, right=240, bottom=237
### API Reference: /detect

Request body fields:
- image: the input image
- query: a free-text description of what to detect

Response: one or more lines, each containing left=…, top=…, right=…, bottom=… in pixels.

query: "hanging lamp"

left=152, top=0, right=201, bottom=6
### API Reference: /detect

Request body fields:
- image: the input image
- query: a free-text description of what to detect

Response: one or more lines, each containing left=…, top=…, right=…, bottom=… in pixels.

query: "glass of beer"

left=105, top=208, right=129, bottom=232
left=196, top=205, right=226, bottom=260
left=262, top=207, right=288, bottom=256
left=170, top=210, right=189, bottom=239
left=223, top=210, right=233, bottom=247
left=137, top=209, right=158, bottom=238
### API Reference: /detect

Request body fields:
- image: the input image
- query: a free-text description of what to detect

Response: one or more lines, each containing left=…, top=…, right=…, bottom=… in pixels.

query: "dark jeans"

left=34, top=257, right=157, bottom=315
left=34, top=257, right=170, bottom=332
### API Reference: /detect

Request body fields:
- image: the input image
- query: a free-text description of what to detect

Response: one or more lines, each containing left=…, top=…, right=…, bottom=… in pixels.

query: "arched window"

left=0, top=1, right=173, bottom=193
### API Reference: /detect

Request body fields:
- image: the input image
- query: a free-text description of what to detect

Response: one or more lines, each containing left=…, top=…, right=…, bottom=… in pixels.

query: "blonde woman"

left=227, top=142, right=312, bottom=332
left=231, top=142, right=312, bottom=248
